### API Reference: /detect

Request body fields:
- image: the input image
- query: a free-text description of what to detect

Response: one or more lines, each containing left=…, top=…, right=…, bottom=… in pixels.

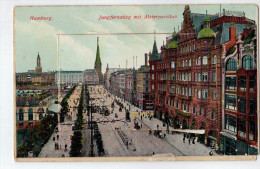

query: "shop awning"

left=170, top=129, right=205, bottom=134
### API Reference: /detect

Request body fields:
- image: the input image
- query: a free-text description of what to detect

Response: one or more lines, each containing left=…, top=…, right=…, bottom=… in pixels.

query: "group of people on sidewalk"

left=183, top=133, right=196, bottom=145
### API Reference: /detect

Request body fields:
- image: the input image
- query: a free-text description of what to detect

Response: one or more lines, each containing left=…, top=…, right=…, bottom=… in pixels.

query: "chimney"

left=145, top=53, right=148, bottom=66
left=229, top=24, right=236, bottom=43
left=225, top=24, right=236, bottom=53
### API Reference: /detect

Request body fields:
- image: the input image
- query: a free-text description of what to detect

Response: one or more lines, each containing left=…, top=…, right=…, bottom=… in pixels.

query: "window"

left=152, top=84, right=154, bottom=90
left=39, top=113, right=43, bottom=120
left=239, top=97, right=246, bottom=114
left=226, top=76, right=237, bottom=90
left=176, top=87, right=180, bottom=94
left=203, top=56, right=208, bottom=65
left=176, top=102, right=179, bottom=108
left=250, top=99, right=256, bottom=115
left=182, top=87, right=184, bottom=95
left=212, top=71, right=216, bottom=82
left=183, top=60, right=185, bottom=67
left=249, top=121, right=255, bottom=141
left=202, top=72, right=208, bottom=82
left=226, top=58, right=237, bottom=71
left=170, top=86, right=175, bottom=94
left=213, top=55, right=217, bottom=64
left=171, top=61, right=175, bottom=68
left=197, top=57, right=201, bottom=65
left=202, top=89, right=208, bottom=99
left=18, top=109, right=24, bottom=122
left=189, top=59, right=192, bottom=66
left=198, top=90, right=201, bottom=98
left=195, top=73, right=197, bottom=82
left=242, top=55, right=253, bottom=69
left=238, top=119, right=246, bottom=138
left=189, top=88, right=192, bottom=96
left=249, top=76, right=255, bottom=92
left=185, top=60, right=188, bottom=67
left=225, top=114, right=237, bottom=132
left=239, top=76, right=246, bottom=91
left=198, top=73, right=201, bottom=81
left=28, top=108, right=33, bottom=121
left=211, top=111, right=215, bottom=120
left=225, top=94, right=237, bottom=111
left=193, top=106, right=196, bottom=114
left=213, top=89, right=217, bottom=100
left=152, top=65, right=154, bottom=70
left=183, top=104, right=187, bottom=112
left=152, top=74, right=154, bottom=80
left=195, top=88, right=197, bottom=97
left=199, top=107, right=203, bottom=116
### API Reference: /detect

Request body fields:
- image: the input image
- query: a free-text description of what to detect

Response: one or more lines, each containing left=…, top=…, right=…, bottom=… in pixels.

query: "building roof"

left=168, top=41, right=178, bottom=49
left=48, top=103, right=61, bottom=114
left=198, top=28, right=215, bottom=39
left=55, top=70, right=83, bottom=73
left=190, top=13, right=218, bottom=32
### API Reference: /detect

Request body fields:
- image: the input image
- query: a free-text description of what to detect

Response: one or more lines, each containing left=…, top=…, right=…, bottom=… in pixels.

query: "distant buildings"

left=16, top=53, right=55, bottom=86
left=83, top=69, right=99, bottom=85
left=136, top=53, right=153, bottom=110
left=55, top=71, right=83, bottom=85
left=104, top=64, right=124, bottom=90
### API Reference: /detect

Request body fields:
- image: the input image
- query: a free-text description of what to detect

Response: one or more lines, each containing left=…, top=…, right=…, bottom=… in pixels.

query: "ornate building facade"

left=149, top=5, right=256, bottom=151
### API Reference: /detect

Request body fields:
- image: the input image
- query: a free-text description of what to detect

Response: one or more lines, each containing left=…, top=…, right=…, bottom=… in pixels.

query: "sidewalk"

left=38, top=86, right=81, bottom=158
left=138, top=116, right=218, bottom=156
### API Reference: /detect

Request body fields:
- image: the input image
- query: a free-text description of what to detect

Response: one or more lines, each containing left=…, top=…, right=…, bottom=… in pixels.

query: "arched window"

left=226, top=58, right=237, bottom=71
left=28, top=108, right=33, bottom=121
left=203, top=56, right=208, bottom=65
left=18, top=109, right=24, bottom=122
left=242, top=55, right=253, bottom=69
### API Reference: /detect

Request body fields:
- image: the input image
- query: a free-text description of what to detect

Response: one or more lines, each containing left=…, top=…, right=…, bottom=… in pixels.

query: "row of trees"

left=69, top=85, right=84, bottom=157
left=60, top=85, right=76, bottom=122
left=17, top=115, right=58, bottom=157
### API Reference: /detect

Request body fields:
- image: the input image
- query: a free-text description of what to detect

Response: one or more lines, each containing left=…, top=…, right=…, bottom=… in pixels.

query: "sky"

left=14, top=4, right=258, bottom=73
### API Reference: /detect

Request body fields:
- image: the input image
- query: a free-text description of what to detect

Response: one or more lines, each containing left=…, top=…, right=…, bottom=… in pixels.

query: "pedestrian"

left=153, top=151, right=155, bottom=155
left=188, top=138, right=191, bottom=145
left=57, top=134, right=59, bottom=140
left=65, top=144, right=67, bottom=150
left=192, top=138, right=195, bottom=144
left=164, top=133, right=166, bottom=138
left=157, top=124, right=159, bottom=129
left=183, top=136, right=185, bottom=143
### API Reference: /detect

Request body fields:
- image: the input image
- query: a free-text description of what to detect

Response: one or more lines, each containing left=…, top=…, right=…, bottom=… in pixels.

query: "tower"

left=36, top=52, right=42, bottom=73
left=94, top=37, right=103, bottom=84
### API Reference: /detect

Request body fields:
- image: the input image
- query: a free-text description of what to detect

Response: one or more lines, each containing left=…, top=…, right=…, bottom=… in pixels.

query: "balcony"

left=175, top=109, right=191, bottom=117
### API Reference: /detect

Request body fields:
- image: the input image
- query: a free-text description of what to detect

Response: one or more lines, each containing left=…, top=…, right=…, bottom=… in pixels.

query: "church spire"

left=95, top=37, right=101, bottom=65
left=94, top=37, right=103, bottom=84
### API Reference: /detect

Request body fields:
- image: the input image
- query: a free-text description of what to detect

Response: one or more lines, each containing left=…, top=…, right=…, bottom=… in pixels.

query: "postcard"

left=14, top=4, right=258, bottom=161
